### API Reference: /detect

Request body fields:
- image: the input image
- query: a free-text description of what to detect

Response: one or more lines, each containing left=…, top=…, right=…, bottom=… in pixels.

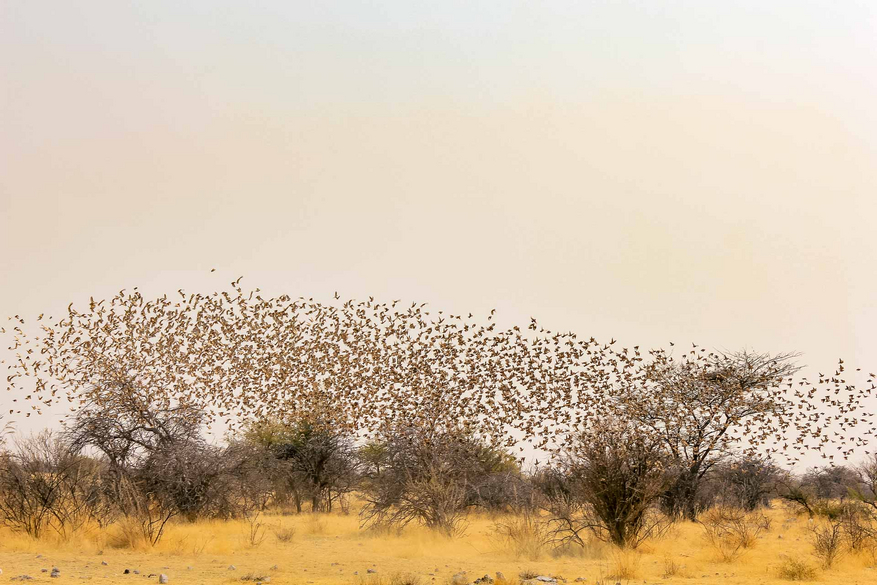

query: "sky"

left=1, top=2, right=876, bottom=462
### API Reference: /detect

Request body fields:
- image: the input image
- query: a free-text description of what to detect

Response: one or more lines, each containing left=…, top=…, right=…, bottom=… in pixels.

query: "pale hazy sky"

left=2, top=2, right=876, bottom=450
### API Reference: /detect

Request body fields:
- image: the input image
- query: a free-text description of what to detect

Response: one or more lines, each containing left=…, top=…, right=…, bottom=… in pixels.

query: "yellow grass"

left=0, top=502, right=875, bottom=584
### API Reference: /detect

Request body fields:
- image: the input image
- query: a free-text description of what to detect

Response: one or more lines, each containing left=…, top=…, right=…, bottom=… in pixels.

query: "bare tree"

left=801, top=465, right=858, bottom=501
left=65, top=382, right=204, bottom=471
left=710, top=455, right=784, bottom=511
left=0, top=431, right=106, bottom=538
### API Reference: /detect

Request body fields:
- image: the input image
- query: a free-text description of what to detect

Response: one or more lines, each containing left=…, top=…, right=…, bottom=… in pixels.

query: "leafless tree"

left=0, top=431, right=108, bottom=538
left=709, top=455, right=784, bottom=511
left=65, top=383, right=204, bottom=471
left=801, top=465, right=858, bottom=501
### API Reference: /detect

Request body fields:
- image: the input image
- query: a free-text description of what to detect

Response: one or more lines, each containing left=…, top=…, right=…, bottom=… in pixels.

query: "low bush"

left=699, top=506, right=768, bottom=562
left=776, top=556, right=818, bottom=581
left=492, top=511, right=550, bottom=559
left=810, top=519, right=845, bottom=569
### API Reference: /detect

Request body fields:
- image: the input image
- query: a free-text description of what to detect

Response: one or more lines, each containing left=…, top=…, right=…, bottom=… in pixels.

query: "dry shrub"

left=538, top=417, right=671, bottom=550
left=389, top=575, right=423, bottom=585
left=113, top=474, right=178, bottom=547
left=0, top=432, right=114, bottom=540
left=105, top=516, right=149, bottom=550
left=273, top=523, right=296, bottom=543
left=243, top=510, right=267, bottom=547
left=606, top=549, right=640, bottom=580
left=776, top=555, right=817, bottom=581
left=306, top=513, right=327, bottom=534
left=838, top=503, right=876, bottom=552
left=360, top=426, right=507, bottom=537
left=357, top=573, right=423, bottom=585
left=492, top=511, right=550, bottom=559
left=661, top=556, right=685, bottom=578
left=699, top=506, right=767, bottom=562
left=810, top=519, right=845, bottom=569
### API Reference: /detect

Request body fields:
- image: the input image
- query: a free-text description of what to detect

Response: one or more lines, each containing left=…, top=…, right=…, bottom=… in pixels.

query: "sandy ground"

left=1, top=504, right=876, bottom=584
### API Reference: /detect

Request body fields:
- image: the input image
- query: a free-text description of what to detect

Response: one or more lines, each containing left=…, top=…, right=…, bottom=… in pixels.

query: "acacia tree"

left=621, top=351, right=800, bottom=519
left=65, top=383, right=204, bottom=471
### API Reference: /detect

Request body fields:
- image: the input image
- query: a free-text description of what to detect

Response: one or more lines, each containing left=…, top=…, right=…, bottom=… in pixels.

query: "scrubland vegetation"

left=2, top=285, right=877, bottom=582
left=2, top=423, right=877, bottom=584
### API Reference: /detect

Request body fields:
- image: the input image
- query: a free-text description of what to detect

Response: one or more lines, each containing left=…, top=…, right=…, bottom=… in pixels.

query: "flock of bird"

left=3, top=279, right=875, bottom=464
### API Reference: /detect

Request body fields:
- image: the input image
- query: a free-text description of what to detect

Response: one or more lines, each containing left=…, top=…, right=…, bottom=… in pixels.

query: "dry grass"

left=491, top=513, right=550, bottom=560
left=605, top=549, right=640, bottom=580
left=273, top=523, right=297, bottom=543
left=699, top=506, right=768, bottom=562
left=0, top=502, right=875, bottom=584
left=776, top=556, right=818, bottom=581
left=661, top=555, right=686, bottom=578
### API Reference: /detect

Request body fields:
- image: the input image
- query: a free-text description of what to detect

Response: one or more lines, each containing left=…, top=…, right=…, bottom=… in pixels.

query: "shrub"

left=538, top=417, right=671, bottom=549
left=661, top=556, right=683, bottom=578
left=710, top=456, right=784, bottom=511
left=839, top=503, right=875, bottom=551
left=810, top=519, right=845, bottom=569
left=777, top=556, right=817, bottom=581
left=606, top=549, right=640, bottom=580
left=273, top=523, right=297, bottom=543
left=699, top=506, right=768, bottom=562
left=359, top=424, right=518, bottom=536
left=0, top=431, right=110, bottom=539
left=244, top=514, right=267, bottom=547
left=492, top=511, right=550, bottom=559
left=241, top=417, right=358, bottom=513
